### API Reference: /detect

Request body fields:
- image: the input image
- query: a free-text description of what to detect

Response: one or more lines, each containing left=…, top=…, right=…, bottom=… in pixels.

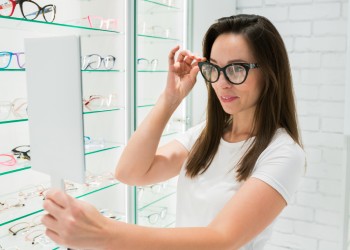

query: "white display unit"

left=0, top=0, right=189, bottom=248
left=0, top=1, right=127, bottom=249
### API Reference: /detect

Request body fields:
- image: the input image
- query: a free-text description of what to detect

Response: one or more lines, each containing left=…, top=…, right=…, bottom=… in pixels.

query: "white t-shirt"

left=175, top=122, right=305, bottom=250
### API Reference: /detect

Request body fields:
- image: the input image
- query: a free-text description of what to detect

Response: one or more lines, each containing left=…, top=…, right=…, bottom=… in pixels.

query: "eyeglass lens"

left=200, top=62, right=247, bottom=84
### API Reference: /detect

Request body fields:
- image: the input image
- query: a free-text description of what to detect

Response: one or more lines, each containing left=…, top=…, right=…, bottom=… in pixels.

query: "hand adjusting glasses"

left=198, top=61, right=259, bottom=85
left=0, top=0, right=56, bottom=22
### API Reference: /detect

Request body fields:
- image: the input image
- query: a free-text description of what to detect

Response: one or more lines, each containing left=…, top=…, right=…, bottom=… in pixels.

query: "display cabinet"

left=0, top=0, right=127, bottom=249
left=0, top=0, right=189, bottom=248
left=134, top=0, right=188, bottom=228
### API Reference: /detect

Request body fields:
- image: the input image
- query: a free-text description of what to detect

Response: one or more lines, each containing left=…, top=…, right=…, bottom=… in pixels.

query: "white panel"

left=345, top=2, right=350, bottom=135
left=191, top=0, right=236, bottom=126
left=25, top=36, right=85, bottom=188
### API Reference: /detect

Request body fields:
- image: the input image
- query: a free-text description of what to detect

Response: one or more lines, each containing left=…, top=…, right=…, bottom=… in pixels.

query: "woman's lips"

left=220, top=95, right=239, bottom=102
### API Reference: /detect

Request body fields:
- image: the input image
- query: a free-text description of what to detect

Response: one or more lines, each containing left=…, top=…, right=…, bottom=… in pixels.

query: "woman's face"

left=210, top=33, right=263, bottom=117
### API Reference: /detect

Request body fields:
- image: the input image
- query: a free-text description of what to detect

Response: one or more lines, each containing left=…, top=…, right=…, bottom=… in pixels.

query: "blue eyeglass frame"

left=0, top=51, right=25, bottom=69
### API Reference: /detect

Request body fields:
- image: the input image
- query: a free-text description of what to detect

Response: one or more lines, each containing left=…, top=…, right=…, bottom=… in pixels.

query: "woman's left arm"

left=42, top=178, right=285, bottom=250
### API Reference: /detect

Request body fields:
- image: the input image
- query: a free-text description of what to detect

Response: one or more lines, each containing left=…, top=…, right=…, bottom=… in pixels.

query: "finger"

left=41, top=213, right=58, bottom=230
left=46, top=228, right=64, bottom=246
left=44, top=189, right=71, bottom=209
left=189, top=65, right=200, bottom=79
left=168, top=45, right=180, bottom=66
left=43, top=198, right=64, bottom=219
left=176, top=50, right=192, bottom=63
left=184, top=55, right=195, bottom=66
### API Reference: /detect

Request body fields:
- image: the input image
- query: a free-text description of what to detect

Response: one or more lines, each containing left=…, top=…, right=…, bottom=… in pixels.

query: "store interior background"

left=195, top=1, right=350, bottom=248
left=0, top=0, right=350, bottom=249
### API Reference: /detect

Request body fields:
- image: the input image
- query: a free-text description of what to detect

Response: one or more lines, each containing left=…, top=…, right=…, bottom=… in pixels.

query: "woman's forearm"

left=115, top=93, right=181, bottom=185
left=104, top=221, right=232, bottom=250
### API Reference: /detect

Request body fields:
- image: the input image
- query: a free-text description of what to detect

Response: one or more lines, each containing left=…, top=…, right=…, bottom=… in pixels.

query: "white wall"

left=235, top=0, right=348, bottom=249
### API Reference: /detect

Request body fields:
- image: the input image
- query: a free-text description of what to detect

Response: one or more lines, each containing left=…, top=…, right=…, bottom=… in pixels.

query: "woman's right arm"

left=115, top=46, right=203, bottom=186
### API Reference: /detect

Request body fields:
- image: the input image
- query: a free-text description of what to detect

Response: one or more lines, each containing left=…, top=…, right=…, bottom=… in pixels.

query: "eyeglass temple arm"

left=25, top=7, right=53, bottom=17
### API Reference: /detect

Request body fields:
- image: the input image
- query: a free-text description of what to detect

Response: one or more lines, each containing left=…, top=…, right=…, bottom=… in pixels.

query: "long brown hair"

left=185, top=14, right=302, bottom=182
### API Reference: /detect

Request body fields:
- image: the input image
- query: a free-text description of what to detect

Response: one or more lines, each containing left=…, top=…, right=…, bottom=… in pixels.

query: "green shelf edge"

left=0, top=146, right=121, bottom=176
left=138, top=191, right=176, bottom=211
left=0, top=183, right=119, bottom=227
left=143, top=0, right=181, bottom=10
left=0, top=15, right=122, bottom=34
left=137, top=34, right=180, bottom=41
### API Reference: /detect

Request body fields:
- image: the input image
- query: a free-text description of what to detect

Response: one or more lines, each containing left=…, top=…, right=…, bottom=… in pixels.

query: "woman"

left=42, top=14, right=305, bottom=250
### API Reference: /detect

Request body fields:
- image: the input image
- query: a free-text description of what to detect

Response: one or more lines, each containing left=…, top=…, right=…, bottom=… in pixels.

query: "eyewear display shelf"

left=0, top=0, right=128, bottom=249
left=0, top=0, right=190, bottom=248
left=135, top=0, right=188, bottom=229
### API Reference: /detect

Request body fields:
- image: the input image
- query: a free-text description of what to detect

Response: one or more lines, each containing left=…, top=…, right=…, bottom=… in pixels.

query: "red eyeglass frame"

left=0, top=0, right=17, bottom=16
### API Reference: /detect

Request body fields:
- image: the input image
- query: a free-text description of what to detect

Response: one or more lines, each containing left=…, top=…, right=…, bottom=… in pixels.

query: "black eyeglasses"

left=0, top=0, right=56, bottom=22
left=12, top=145, right=30, bottom=160
left=198, top=61, right=259, bottom=85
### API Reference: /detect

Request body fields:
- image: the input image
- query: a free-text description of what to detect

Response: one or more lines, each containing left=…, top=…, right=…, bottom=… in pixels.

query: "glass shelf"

left=0, top=68, right=122, bottom=73
left=83, top=107, right=124, bottom=115
left=137, top=104, right=155, bottom=108
left=85, top=142, right=122, bottom=155
left=0, top=107, right=125, bottom=124
left=0, top=68, right=25, bottom=72
left=0, top=182, right=119, bottom=227
left=143, top=0, right=181, bottom=10
left=0, top=164, right=31, bottom=177
left=162, top=131, right=179, bottom=137
left=82, top=69, right=123, bottom=73
left=0, top=144, right=121, bottom=176
left=0, top=118, right=28, bottom=125
left=138, top=212, right=176, bottom=228
left=0, top=107, right=124, bottom=125
left=0, top=15, right=123, bottom=36
left=137, top=33, right=181, bottom=41
left=138, top=70, right=168, bottom=73
left=138, top=185, right=176, bottom=211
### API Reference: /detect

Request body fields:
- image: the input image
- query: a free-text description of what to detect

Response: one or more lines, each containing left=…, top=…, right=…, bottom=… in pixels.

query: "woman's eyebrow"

left=210, top=58, right=249, bottom=64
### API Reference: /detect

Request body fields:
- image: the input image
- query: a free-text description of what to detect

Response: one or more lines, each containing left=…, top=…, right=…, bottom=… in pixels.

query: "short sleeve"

left=175, top=122, right=205, bottom=151
left=251, top=135, right=306, bottom=204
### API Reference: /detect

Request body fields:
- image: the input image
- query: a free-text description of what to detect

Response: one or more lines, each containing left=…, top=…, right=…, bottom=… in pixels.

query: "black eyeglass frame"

left=12, top=145, right=31, bottom=160
left=198, top=61, right=259, bottom=85
left=16, top=0, right=56, bottom=22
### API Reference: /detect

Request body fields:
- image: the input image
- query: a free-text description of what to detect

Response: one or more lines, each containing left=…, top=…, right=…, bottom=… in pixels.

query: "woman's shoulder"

left=259, top=128, right=305, bottom=162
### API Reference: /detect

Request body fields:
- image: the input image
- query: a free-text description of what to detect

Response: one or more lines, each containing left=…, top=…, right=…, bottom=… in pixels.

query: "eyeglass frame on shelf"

left=0, top=197, right=25, bottom=213
left=0, top=52, right=25, bottom=69
left=139, top=206, right=168, bottom=224
left=8, top=214, right=43, bottom=235
left=0, top=0, right=56, bottom=22
left=83, top=94, right=119, bottom=110
left=137, top=58, right=159, bottom=71
left=83, top=15, right=118, bottom=30
left=11, top=145, right=30, bottom=160
left=81, top=54, right=116, bottom=70
left=0, top=98, right=28, bottom=122
left=0, top=154, right=17, bottom=166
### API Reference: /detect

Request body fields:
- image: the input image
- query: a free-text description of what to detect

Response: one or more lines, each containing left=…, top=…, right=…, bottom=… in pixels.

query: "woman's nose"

left=216, top=71, right=232, bottom=88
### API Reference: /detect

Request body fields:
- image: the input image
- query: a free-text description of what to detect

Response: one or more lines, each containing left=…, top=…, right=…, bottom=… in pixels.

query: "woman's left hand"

left=42, top=189, right=113, bottom=249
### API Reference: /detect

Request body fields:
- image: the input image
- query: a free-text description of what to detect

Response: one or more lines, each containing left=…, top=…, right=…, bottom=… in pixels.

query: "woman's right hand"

left=164, top=46, right=204, bottom=106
